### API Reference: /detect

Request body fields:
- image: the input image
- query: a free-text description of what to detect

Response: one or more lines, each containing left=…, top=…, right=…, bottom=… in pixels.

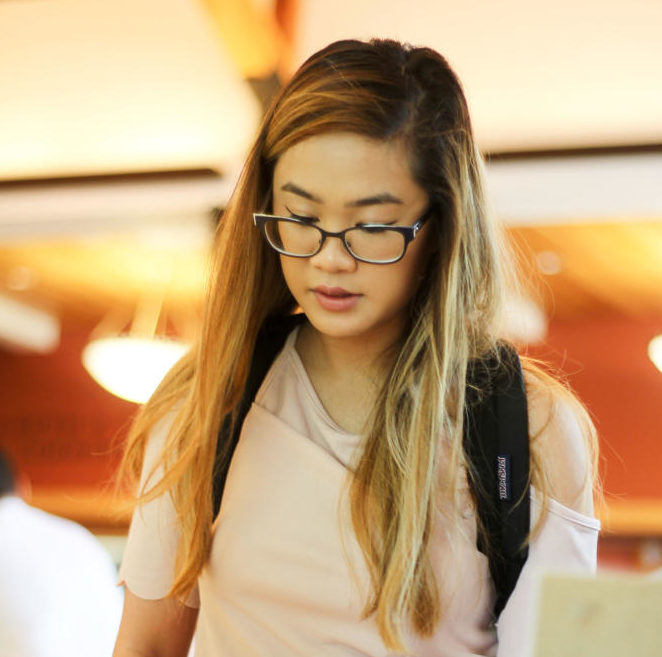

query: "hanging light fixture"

left=499, top=291, right=548, bottom=345
left=82, top=295, right=192, bottom=404
left=649, top=335, right=662, bottom=374
left=0, top=293, right=60, bottom=353
left=82, top=335, right=189, bottom=404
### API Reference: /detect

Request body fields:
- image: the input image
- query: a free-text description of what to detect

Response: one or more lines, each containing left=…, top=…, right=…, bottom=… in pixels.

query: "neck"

left=297, top=317, right=405, bottom=383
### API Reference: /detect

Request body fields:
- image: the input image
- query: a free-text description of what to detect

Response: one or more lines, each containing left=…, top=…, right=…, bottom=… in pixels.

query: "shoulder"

left=521, top=362, right=597, bottom=517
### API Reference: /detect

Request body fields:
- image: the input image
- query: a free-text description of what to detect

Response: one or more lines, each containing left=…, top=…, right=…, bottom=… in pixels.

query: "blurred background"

left=0, top=0, right=661, bottom=576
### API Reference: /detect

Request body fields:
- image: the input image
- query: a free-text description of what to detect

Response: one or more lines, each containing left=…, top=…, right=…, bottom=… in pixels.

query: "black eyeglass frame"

left=253, top=207, right=433, bottom=265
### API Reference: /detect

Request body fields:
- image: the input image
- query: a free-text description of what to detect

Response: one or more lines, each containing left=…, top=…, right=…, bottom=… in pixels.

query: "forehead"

left=272, top=132, right=425, bottom=205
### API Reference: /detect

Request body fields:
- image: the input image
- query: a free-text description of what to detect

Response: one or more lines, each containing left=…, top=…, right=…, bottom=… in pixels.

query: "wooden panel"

left=600, top=500, right=662, bottom=537
left=30, top=487, right=132, bottom=535
left=508, top=222, right=662, bottom=320
left=0, top=239, right=206, bottom=328
left=201, top=0, right=286, bottom=78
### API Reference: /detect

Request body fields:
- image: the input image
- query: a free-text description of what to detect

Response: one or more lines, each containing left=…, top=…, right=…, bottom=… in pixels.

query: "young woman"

left=113, top=39, right=600, bottom=657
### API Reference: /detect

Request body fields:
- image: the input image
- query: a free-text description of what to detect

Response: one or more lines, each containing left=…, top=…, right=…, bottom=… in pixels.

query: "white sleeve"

left=495, top=489, right=600, bottom=657
left=117, top=413, right=200, bottom=608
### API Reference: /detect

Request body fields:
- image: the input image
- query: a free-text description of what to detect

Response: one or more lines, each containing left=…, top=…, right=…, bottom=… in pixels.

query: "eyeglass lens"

left=265, top=220, right=406, bottom=262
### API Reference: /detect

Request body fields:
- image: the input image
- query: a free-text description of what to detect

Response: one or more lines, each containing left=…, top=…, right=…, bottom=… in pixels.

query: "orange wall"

left=0, top=327, right=135, bottom=490
left=528, top=315, right=662, bottom=500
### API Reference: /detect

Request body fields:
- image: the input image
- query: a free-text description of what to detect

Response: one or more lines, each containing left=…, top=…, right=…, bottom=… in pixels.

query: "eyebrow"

left=280, top=182, right=404, bottom=207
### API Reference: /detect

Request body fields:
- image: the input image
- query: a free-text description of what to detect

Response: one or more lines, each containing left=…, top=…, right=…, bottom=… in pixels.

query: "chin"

left=307, top=308, right=403, bottom=345
left=301, top=306, right=365, bottom=339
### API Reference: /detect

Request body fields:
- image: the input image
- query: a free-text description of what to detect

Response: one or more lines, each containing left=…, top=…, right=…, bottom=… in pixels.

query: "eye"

left=356, top=222, right=397, bottom=233
left=285, top=207, right=317, bottom=223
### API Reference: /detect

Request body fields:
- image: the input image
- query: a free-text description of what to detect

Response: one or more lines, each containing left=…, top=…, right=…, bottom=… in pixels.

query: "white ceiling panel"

left=0, top=0, right=261, bottom=180
left=292, top=0, right=662, bottom=152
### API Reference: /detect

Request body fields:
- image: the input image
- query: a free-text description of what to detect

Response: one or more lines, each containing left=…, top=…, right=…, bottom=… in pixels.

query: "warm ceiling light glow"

left=535, top=250, right=562, bottom=276
left=0, top=294, right=60, bottom=353
left=82, top=336, right=189, bottom=404
left=500, top=293, right=548, bottom=345
left=649, top=336, right=662, bottom=374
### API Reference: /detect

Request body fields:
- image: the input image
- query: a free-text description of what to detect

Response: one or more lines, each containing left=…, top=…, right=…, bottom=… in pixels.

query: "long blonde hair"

left=118, top=39, right=597, bottom=651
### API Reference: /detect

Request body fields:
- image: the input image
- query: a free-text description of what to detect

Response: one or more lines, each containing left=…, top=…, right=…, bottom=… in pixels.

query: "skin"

left=525, top=371, right=596, bottom=516
left=112, top=589, right=198, bottom=657
left=273, top=132, right=432, bottom=433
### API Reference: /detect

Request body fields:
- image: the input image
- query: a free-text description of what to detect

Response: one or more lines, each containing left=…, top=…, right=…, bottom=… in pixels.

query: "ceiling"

left=0, top=0, right=261, bottom=179
left=292, top=0, right=662, bottom=152
left=0, top=0, right=661, bottom=349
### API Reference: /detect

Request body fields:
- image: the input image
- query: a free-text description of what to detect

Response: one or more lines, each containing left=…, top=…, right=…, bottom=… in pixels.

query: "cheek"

left=372, top=261, right=422, bottom=314
left=279, top=256, right=304, bottom=295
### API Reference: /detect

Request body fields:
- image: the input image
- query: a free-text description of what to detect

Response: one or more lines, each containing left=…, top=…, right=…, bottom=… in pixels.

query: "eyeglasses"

left=253, top=208, right=432, bottom=264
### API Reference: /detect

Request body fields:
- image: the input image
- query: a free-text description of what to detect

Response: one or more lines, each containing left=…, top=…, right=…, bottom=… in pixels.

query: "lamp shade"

left=82, top=335, right=189, bottom=404
left=649, top=335, right=662, bottom=374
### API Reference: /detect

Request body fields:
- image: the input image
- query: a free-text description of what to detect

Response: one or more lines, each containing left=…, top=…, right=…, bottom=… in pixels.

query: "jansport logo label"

left=497, top=455, right=511, bottom=501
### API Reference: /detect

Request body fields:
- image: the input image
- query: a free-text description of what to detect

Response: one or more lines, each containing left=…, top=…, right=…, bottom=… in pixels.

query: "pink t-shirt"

left=119, top=328, right=600, bottom=657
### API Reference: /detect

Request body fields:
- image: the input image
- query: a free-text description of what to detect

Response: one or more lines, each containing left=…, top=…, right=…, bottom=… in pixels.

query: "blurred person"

left=113, top=39, right=600, bottom=657
left=0, top=450, right=123, bottom=656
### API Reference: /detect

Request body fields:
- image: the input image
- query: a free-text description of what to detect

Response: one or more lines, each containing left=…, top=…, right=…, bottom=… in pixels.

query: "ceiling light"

left=0, top=294, right=60, bottom=353
left=6, top=266, right=38, bottom=291
left=82, top=335, right=189, bottom=404
left=500, top=293, right=548, bottom=345
left=82, top=291, right=193, bottom=404
left=535, top=250, right=562, bottom=276
left=649, top=336, right=662, bottom=374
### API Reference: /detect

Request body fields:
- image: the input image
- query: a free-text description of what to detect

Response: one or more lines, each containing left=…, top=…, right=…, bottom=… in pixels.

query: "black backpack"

left=212, top=313, right=529, bottom=619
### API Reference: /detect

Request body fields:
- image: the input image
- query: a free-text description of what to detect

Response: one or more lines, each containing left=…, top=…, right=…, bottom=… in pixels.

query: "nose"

left=309, top=234, right=357, bottom=272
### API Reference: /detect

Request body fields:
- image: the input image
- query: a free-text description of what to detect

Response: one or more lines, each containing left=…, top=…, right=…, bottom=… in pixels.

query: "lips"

left=312, top=285, right=361, bottom=312
left=314, top=285, right=355, bottom=297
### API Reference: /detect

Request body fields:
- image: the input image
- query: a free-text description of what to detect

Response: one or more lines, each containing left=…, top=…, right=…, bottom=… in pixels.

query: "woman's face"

left=271, top=132, right=432, bottom=345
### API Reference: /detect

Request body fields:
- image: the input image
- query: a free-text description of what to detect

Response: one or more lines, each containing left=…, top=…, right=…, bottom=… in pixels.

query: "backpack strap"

left=464, top=342, right=530, bottom=618
left=212, top=313, right=306, bottom=518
